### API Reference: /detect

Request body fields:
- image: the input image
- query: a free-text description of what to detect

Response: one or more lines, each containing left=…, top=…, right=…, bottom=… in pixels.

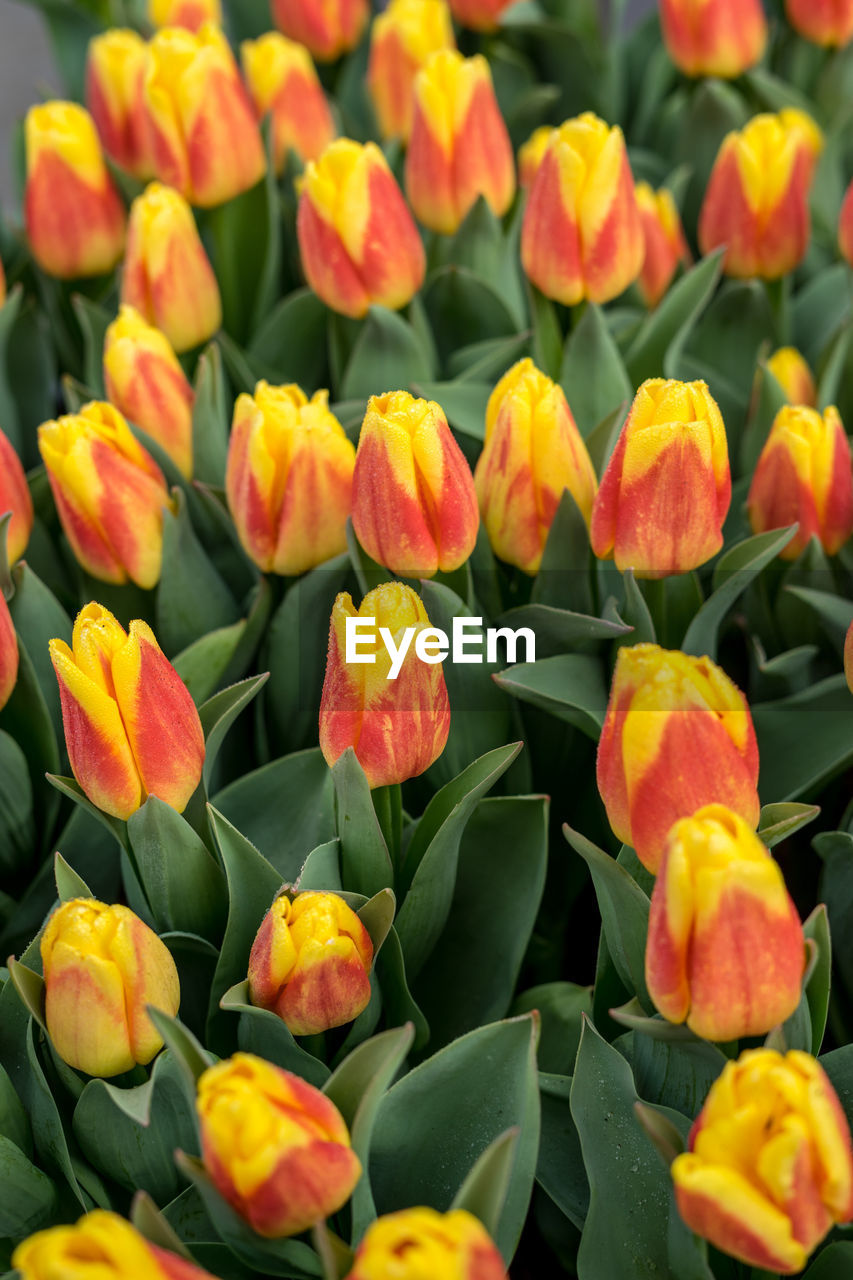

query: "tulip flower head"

left=672, top=1049, right=853, bottom=1273
left=242, top=32, right=336, bottom=170
left=659, top=0, right=767, bottom=78
left=0, top=424, right=34, bottom=565
left=839, top=176, right=853, bottom=266
left=346, top=1207, right=509, bottom=1278
left=767, top=346, right=817, bottom=408
left=518, top=125, right=553, bottom=189
left=14, top=1210, right=220, bottom=1280
left=148, top=0, right=223, bottom=30
left=86, top=28, right=152, bottom=178
left=635, top=181, right=690, bottom=308
left=49, top=603, right=205, bottom=820
left=367, top=0, right=456, bottom=143
left=448, top=0, right=516, bottom=31
left=0, top=592, right=17, bottom=714
left=271, top=0, right=370, bottom=61
left=786, top=0, right=853, bottom=48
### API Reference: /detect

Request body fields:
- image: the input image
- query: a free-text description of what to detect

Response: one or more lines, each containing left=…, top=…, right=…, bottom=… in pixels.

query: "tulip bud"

left=347, top=1208, right=508, bottom=1279
left=672, top=1049, right=853, bottom=1273
left=148, top=0, right=223, bottom=30
left=767, top=346, right=817, bottom=407
left=14, top=1210, right=220, bottom=1280
left=352, top=390, right=479, bottom=577
left=521, top=112, right=643, bottom=306
left=839, top=176, right=853, bottom=265
left=590, top=378, right=731, bottom=578
left=596, top=643, right=760, bottom=874
left=474, top=357, right=598, bottom=573
left=104, top=304, right=195, bottom=478
left=0, top=425, right=34, bottom=565
left=248, top=891, right=373, bottom=1034
left=845, top=620, right=853, bottom=693
left=447, top=0, right=516, bottom=32
left=698, top=111, right=822, bottom=280
left=144, top=24, right=266, bottom=208
left=86, top=29, right=152, bottom=179
left=367, top=0, right=456, bottom=143
left=747, top=404, right=853, bottom=560
left=660, top=0, right=767, bottom=78
left=517, top=124, right=553, bottom=189
left=271, top=0, right=369, bottom=61
left=122, top=182, right=222, bottom=352
left=49, top=603, right=205, bottom=820
left=319, top=582, right=451, bottom=788
left=297, top=139, right=425, bottom=318
left=39, top=402, right=170, bottom=589
left=786, top=0, right=853, bottom=48
left=24, top=101, right=126, bottom=280
left=635, top=181, right=690, bottom=309
left=0, top=592, right=17, bottom=714
left=241, top=32, right=336, bottom=171
left=197, top=1053, right=361, bottom=1236
left=646, top=805, right=804, bottom=1041
left=405, top=51, right=515, bottom=235
left=39, top=898, right=180, bottom=1076
left=226, top=380, right=355, bottom=576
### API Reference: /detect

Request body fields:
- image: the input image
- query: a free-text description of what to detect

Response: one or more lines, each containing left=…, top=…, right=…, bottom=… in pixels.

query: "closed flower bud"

left=474, top=357, right=597, bottom=574
left=39, top=402, right=170, bottom=589
left=226, top=380, right=355, bottom=575
left=104, top=304, right=195, bottom=478
left=839, top=175, right=853, bottom=265
left=319, top=582, right=451, bottom=788
left=271, top=0, right=369, bottom=61
left=49, top=603, right=205, bottom=820
left=148, top=0, right=223, bottom=30
left=248, top=891, right=373, bottom=1034
left=646, top=805, right=804, bottom=1041
left=660, top=0, right=767, bottom=78
left=596, top=643, right=760, bottom=874
left=0, top=425, right=34, bottom=565
left=521, top=112, right=643, bottom=306
left=297, top=139, right=426, bottom=318
left=447, top=0, right=516, bottom=31
left=672, top=1049, right=853, bottom=1273
left=635, top=181, right=690, bottom=309
left=0, top=592, right=17, bottom=714
left=86, top=29, right=152, bottom=179
left=590, top=378, right=731, bottom=578
left=352, top=390, right=478, bottom=577
left=197, top=1053, right=361, bottom=1236
left=786, top=0, right=853, bottom=48
left=747, top=404, right=853, bottom=560
left=39, top=898, right=180, bottom=1076
left=14, top=1210, right=219, bottom=1280
left=242, top=32, right=335, bottom=171
left=346, top=1207, right=508, bottom=1279
left=367, top=0, right=455, bottom=143
left=122, top=182, right=222, bottom=352
left=698, top=110, right=822, bottom=280
left=405, top=50, right=515, bottom=235
left=144, top=24, right=266, bottom=208
left=767, top=346, right=817, bottom=407
left=24, top=101, right=126, bottom=280
left=518, top=124, right=553, bottom=189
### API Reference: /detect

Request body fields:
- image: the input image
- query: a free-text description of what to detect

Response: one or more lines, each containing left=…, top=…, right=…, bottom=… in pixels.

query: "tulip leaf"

left=146, top=1011, right=213, bottom=1096
left=70, top=294, right=109, bottom=398
left=130, top=1191, right=195, bottom=1261
left=623, top=250, right=724, bottom=386
left=449, top=332, right=530, bottom=383
left=753, top=674, right=853, bottom=801
left=493, top=654, right=607, bottom=739
left=0, top=731, right=35, bottom=880
left=528, top=488, right=596, bottom=614
left=373, top=927, right=430, bottom=1052
left=510, top=984, right=591, bottom=1077
left=536, top=1072, right=589, bottom=1230
left=157, top=489, right=241, bottom=655
left=171, top=620, right=248, bottom=706
left=783, top=585, right=853, bottom=640
left=297, top=839, right=343, bottom=892
left=345, top=520, right=390, bottom=597
left=495, top=603, right=630, bottom=652
left=758, top=802, right=821, bottom=849
left=45, top=774, right=129, bottom=853
left=424, top=269, right=517, bottom=372
left=451, top=1126, right=519, bottom=1239
left=53, top=851, right=92, bottom=903
left=339, top=306, right=435, bottom=401
left=356, top=888, right=396, bottom=959
left=217, top=980, right=329, bottom=1087
left=247, top=288, right=330, bottom=394
left=191, top=343, right=230, bottom=489
left=560, top=303, right=633, bottom=438
left=0, top=1132, right=58, bottom=1237
left=740, top=360, right=790, bottom=476
left=331, top=748, right=394, bottom=899
left=7, top=961, right=46, bottom=1032
left=632, top=1032, right=728, bottom=1119
left=528, top=284, right=562, bottom=380
left=608, top=999, right=698, bottom=1043
left=409, top=379, right=490, bottom=442
left=127, top=798, right=227, bottom=943
left=633, top=1101, right=686, bottom=1169
left=8, top=561, right=71, bottom=746
left=312, top=1223, right=354, bottom=1280
left=815, top=831, right=853, bottom=1006
left=198, top=672, right=269, bottom=788
left=1, top=639, right=60, bottom=831
left=802, top=1242, right=853, bottom=1277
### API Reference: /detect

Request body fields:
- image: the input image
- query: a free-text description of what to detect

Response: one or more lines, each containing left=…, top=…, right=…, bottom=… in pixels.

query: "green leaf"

left=248, top=288, right=329, bottom=392
left=804, top=906, right=831, bottom=1057
left=529, top=285, right=562, bottom=380
left=783, top=585, right=853, bottom=641
left=530, top=489, right=596, bottom=614
left=0, top=732, right=34, bottom=878
left=54, top=852, right=92, bottom=903
left=127, top=798, right=226, bottom=942
left=331, top=749, right=393, bottom=898
left=340, top=307, right=434, bottom=401
left=156, top=489, right=240, bottom=654
left=409, top=380, right=490, bottom=442
left=297, top=840, right=342, bottom=892
left=624, top=251, right=724, bottom=385
left=21, top=1019, right=98, bottom=1211
left=146, top=1011, right=213, bottom=1096
left=0, top=1133, right=58, bottom=1237
left=632, top=1032, right=727, bottom=1118
left=373, top=927, right=429, bottom=1051
left=45, top=774, right=128, bottom=853
left=815, top=832, right=853, bottom=1005
left=218, top=981, right=329, bottom=1088
left=494, top=603, right=630, bottom=651
left=511, top=983, right=591, bottom=1076
left=0, top=638, right=60, bottom=819
left=451, top=1127, right=519, bottom=1239
left=130, top=1191, right=194, bottom=1260
left=802, top=1243, right=853, bottom=1278
left=71, top=294, right=110, bottom=397
left=198, top=673, right=269, bottom=788
left=758, top=803, right=821, bottom=849
left=424, top=269, right=517, bottom=372
left=190, top=343, right=230, bottom=488
left=448, top=332, right=529, bottom=383
left=493, top=654, right=606, bottom=738
left=753, top=675, right=853, bottom=801
left=537, top=1073, right=589, bottom=1231
left=560, top=303, right=633, bottom=437
left=172, top=621, right=248, bottom=706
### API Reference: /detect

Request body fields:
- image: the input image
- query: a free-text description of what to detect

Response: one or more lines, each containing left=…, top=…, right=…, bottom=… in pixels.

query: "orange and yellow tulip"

left=86, top=29, right=152, bottom=179
left=148, top=0, right=222, bottom=29
left=14, top=1210, right=219, bottom=1280
left=270, top=0, right=369, bottom=62
left=0, top=592, right=17, bottom=714
left=660, top=0, right=767, bottom=78
left=367, top=0, right=456, bottom=143
left=447, top=0, right=516, bottom=31
left=241, top=32, right=335, bottom=170
left=767, top=346, right=817, bottom=407
left=346, top=1207, right=508, bottom=1278
left=786, top=0, right=853, bottom=48
left=517, top=125, right=553, bottom=189
left=0, top=425, right=34, bottom=565
left=635, top=181, right=690, bottom=308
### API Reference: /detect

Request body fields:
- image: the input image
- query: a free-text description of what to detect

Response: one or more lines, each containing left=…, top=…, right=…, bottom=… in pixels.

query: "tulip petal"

left=43, top=939, right=135, bottom=1077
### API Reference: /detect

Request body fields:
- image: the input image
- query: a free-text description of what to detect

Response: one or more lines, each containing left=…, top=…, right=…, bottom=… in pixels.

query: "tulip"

left=49, top=602, right=205, bottom=821
left=85, top=29, right=152, bottom=179
left=447, top=0, right=516, bottom=32
left=367, top=0, right=456, bottom=143
left=271, top=0, right=369, bottom=62
left=521, top=112, right=644, bottom=306
left=39, top=402, right=170, bottom=589
left=596, top=643, right=760, bottom=874
left=786, top=0, right=853, bottom=48
left=104, top=304, right=195, bottom=478
left=297, top=139, right=426, bottom=318
left=144, top=24, right=266, bottom=208
left=248, top=891, right=373, bottom=1034
left=122, top=182, right=222, bottom=352
left=319, top=582, right=451, bottom=788
left=241, top=32, right=336, bottom=171
left=767, top=346, right=817, bottom=408
left=698, top=110, right=822, bottom=280
left=518, top=124, right=553, bottom=189
left=590, top=378, right=731, bottom=578
left=0, top=425, right=34, bottom=565
left=197, top=1053, right=361, bottom=1236
left=405, top=50, right=515, bottom=235
left=39, top=898, right=180, bottom=1076
left=226, top=380, right=355, bottom=576
left=346, top=1207, right=508, bottom=1279
left=13, top=1210, right=219, bottom=1280
left=0, top=592, right=17, bottom=714
left=747, top=404, right=853, bottom=560
left=148, top=0, right=223, bottom=30
left=24, top=101, right=126, bottom=280
left=474, top=357, right=598, bottom=574
left=839, top=176, right=853, bottom=265
left=660, top=0, right=767, bottom=78
left=672, top=1049, right=853, bottom=1273
left=646, top=805, right=804, bottom=1041
left=635, top=181, right=690, bottom=309
left=352, top=390, right=479, bottom=577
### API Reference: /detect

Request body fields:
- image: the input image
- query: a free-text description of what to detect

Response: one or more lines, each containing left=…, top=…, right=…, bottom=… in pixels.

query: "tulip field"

left=6, top=0, right=853, bottom=1276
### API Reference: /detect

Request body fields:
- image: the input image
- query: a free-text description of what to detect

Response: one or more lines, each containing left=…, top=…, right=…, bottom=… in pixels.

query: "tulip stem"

left=373, top=783, right=403, bottom=869
left=765, top=275, right=791, bottom=347
left=641, top=577, right=668, bottom=646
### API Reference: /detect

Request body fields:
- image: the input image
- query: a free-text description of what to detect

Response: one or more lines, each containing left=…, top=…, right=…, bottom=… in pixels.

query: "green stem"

left=373, top=783, right=403, bottom=871
left=764, top=275, right=791, bottom=348
left=641, top=576, right=668, bottom=646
